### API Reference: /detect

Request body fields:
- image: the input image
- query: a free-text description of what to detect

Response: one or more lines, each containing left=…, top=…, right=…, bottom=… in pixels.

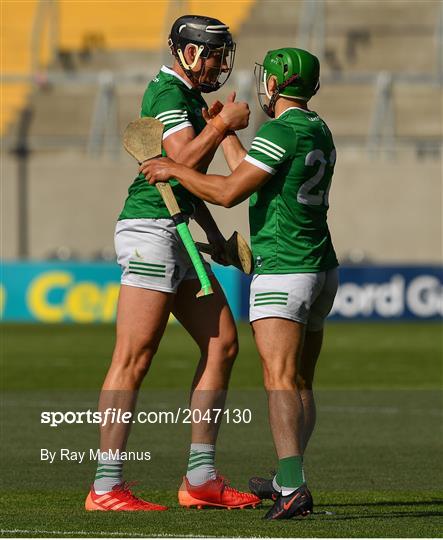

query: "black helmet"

left=168, top=14, right=236, bottom=93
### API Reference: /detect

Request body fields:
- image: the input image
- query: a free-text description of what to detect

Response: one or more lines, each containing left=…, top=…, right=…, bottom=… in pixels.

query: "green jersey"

left=119, top=66, right=207, bottom=220
left=245, top=107, right=338, bottom=274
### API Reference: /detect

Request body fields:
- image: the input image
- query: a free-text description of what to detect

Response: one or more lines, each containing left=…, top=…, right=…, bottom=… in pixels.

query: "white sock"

left=93, top=453, right=123, bottom=494
left=272, top=475, right=282, bottom=493
left=186, top=443, right=216, bottom=486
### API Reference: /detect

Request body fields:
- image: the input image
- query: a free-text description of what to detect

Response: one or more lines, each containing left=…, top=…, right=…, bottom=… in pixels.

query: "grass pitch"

left=1, top=322, right=442, bottom=537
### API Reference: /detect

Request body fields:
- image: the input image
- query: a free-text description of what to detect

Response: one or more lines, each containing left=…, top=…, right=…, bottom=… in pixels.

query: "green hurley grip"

left=176, top=222, right=213, bottom=296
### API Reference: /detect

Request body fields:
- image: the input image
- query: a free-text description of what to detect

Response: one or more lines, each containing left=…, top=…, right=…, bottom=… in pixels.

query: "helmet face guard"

left=169, top=15, right=236, bottom=93
left=197, top=42, right=236, bottom=93
left=254, top=62, right=303, bottom=118
left=254, top=62, right=271, bottom=116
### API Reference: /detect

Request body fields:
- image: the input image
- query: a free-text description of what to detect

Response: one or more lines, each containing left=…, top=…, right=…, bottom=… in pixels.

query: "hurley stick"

left=123, top=117, right=213, bottom=297
left=196, top=231, right=253, bottom=274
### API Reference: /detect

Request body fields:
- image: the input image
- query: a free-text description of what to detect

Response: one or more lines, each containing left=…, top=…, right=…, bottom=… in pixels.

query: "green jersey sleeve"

left=141, top=85, right=193, bottom=139
left=245, top=121, right=291, bottom=174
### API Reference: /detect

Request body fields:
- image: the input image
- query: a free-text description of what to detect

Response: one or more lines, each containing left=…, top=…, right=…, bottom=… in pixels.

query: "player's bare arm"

left=201, top=91, right=248, bottom=172
left=162, top=96, right=250, bottom=172
left=221, top=132, right=248, bottom=172
left=141, top=158, right=271, bottom=208
left=217, top=92, right=248, bottom=172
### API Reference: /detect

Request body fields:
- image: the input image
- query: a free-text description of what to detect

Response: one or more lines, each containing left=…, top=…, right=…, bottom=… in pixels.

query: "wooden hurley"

left=123, top=117, right=213, bottom=298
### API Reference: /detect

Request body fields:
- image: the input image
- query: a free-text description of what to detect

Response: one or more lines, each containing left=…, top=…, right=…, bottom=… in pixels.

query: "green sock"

left=275, top=456, right=305, bottom=494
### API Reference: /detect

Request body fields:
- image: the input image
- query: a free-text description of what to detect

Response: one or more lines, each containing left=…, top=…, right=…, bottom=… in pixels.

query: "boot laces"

left=218, top=474, right=253, bottom=501
left=113, top=481, right=148, bottom=508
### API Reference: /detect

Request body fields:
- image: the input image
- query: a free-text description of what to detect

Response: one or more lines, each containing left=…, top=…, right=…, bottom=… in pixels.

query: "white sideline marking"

left=0, top=530, right=145, bottom=538
left=0, top=531, right=216, bottom=538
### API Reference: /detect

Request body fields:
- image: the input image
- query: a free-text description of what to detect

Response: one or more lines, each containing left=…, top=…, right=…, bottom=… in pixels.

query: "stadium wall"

left=1, top=262, right=441, bottom=322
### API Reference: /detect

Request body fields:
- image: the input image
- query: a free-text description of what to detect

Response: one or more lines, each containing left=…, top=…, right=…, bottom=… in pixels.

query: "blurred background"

left=1, top=0, right=442, bottom=322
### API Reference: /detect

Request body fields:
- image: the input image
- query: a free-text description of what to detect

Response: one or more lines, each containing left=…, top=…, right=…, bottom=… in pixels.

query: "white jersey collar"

left=161, top=65, right=193, bottom=90
left=276, top=106, right=312, bottom=120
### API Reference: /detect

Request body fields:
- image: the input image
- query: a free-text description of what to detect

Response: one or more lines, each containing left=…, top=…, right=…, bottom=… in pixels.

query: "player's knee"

left=130, top=351, right=153, bottom=381
left=217, top=338, right=238, bottom=375
left=263, top=364, right=297, bottom=391
left=223, top=333, right=239, bottom=364
left=112, top=340, right=158, bottom=381
left=204, top=332, right=238, bottom=367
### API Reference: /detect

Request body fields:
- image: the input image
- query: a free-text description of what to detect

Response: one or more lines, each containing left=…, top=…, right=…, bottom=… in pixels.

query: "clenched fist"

left=202, top=91, right=250, bottom=131
left=219, top=91, right=250, bottom=131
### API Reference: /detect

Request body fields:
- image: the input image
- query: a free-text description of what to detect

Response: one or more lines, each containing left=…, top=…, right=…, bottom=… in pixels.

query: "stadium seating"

left=58, top=2, right=167, bottom=50
left=320, top=0, right=442, bottom=152
left=0, top=1, right=36, bottom=134
left=234, top=0, right=440, bottom=73
left=324, top=0, right=440, bottom=74
left=394, top=85, right=442, bottom=140
left=236, top=0, right=442, bottom=146
left=58, top=1, right=253, bottom=50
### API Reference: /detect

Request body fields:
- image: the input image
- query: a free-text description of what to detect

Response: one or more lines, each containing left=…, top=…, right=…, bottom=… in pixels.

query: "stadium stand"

left=57, top=0, right=252, bottom=50
left=1, top=1, right=255, bottom=135
left=234, top=0, right=441, bottom=73
left=1, top=1, right=36, bottom=134
left=324, top=0, right=440, bottom=74
left=236, top=0, right=442, bottom=148
left=57, top=2, right=167, bottom=50
left=322, top=0, right=442, bottom=153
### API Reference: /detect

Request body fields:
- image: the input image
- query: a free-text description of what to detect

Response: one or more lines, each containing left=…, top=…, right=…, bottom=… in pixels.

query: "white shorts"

left=115, top=218, right=212, bottom=294
left=249, top=268, right=339, bottom=331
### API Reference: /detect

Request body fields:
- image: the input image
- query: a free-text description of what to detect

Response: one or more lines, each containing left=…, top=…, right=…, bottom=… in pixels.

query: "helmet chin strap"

left=177, top=45, right=204, bottom=70
left=263, top=73, right=302, bottom=118
left=175, top=45, right=206, bottom=90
